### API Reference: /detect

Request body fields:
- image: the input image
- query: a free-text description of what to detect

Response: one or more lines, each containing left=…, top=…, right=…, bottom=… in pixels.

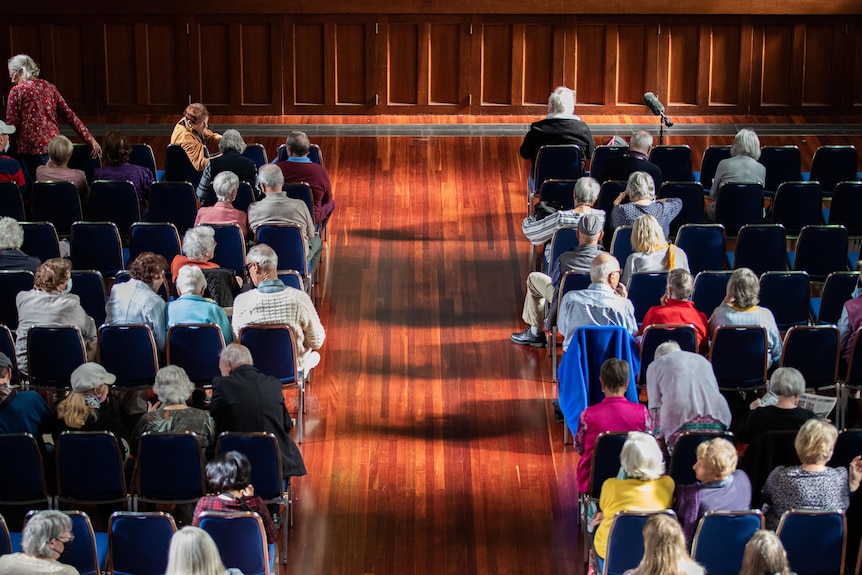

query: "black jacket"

left=520, top=117, right=595, bottom=170
left=597, top=153, right=664, bottom=191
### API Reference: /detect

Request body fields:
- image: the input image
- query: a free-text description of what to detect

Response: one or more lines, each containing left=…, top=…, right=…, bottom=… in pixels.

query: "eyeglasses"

left=55, top=534, right=75, bottom=544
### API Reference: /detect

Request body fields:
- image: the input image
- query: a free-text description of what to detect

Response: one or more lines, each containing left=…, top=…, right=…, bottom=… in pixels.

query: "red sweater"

left=639, top=298, right=709, bottom=352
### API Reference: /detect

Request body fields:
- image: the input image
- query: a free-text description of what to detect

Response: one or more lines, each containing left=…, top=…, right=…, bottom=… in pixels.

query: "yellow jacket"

left=594, top=475, right=674, bottom=559
left=170, top=119, right=221, bottom=171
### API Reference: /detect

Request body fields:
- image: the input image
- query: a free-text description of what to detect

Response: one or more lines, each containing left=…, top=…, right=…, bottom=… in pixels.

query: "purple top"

left=94, top=162, right=155, bottom=202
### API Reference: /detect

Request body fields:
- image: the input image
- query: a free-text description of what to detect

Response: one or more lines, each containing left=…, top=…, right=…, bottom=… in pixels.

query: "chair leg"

left=552, top=327, right=558, bottom=383
left=296, top=383, right=304, bottom=444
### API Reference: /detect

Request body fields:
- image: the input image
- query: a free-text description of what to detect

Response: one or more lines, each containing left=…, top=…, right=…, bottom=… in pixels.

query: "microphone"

left=642, top=92, right=674, bottom=127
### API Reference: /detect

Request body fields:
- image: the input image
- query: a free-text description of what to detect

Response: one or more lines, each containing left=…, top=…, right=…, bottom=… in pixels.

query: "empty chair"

left=699, top=146, right=732, bottom=191
left=550, top=271, right=592, bottom=381
left=780, top=325, right=840, bottom=392
left=198, top=511, right=271, bottom=575
left=70, top=270, right=108, bottom=327
left=30, top=181, right=82, bottom=236
left=55, top=431, right=130, bottom=510
left=649, top=145, right=693, bottom=182
left=98, top=324, right=159, bottom=389
left=89, top=180, right=142, bottom=237
left=714, top=183, right=764, bottom=236
left=0, top=182, right=25, bottom=221
left=283, top=182, right=315, bottom=224
left=759, top=145, right=802, bottom=194
left=210, top=223, right=247, bottom=275
left=129, top=142, right=158, bottom=177
left=737, top=430, right=800, bottom=508
left=758, top=271, right=810, bottom=331
left=25, top=325, right=87, bottom=390
left=147, top=181, right=198, bottom=236
left=627, top=272, right=668, bottom=325
left=129, top=222, right=182, bottom=266
left=255, top=224, right=309, bottom=283
left=789, top=225, right=849, bottom=282
left=108, top=511, right=177, bottom=575
left=0, top=269, right=34, bottom=328
left=61, top=509, right=108, bottom=575
left=164, top=144, right=203, bottom=189
left=709, top=326, right=769, bottom=392
left=166, top=324, right=226, bottom=385
left=589, top=145, right=627, bottom=182
left=777, top=510, right=846, bottom=575
left=770, top=181, right=823, bottom=235
left=537, top=179, right=577, bottom=209
left=827, top=181, right=862, bottom=235
left=675, top=224, right=726, bottom=275
left=134, top=432, right=206, bottom=509
left=530, top=144, right=582, bottom=202
left=278, top=269, right=304, bottom=291
left=234, top=181, right=256, bottom=213
left=242, top=143, right=269, bottom=168
left=810, top=145, right=858, bottom=194
left=811, top=271, right=859, bottom=325
left=0, top=433, right=51, bottom=517
left=730, top=224, right=787, bottom=275
left=20, top=221, right=61, bottom=262
left=692, top=270, right=733, bottom=317
left=658, top=181, right=704, bottom=237
left=691, top=511, right=764, bottom=575
left=70, top=222, right=124, bottom=277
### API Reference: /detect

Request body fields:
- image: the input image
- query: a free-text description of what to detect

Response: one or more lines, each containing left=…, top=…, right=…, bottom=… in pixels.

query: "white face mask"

left=61, top=278, right=73, bottom=294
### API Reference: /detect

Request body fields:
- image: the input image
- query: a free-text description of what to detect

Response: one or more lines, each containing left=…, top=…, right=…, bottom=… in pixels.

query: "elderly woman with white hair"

left=170, top=225, right=220, bottom=280
left=193, top=170, right=249, bottom=237
left=195, top=128, right=257, bottom=205
left=592, top=432, right=674, bottom=572
left=35, top=135, right=89, bottom=198
left=738, top=367, right=817, bottom=444
left=620, top=213, right=689, bottom=286
left=0, top=216, right=40, bottom=272
left=706, top=128, right=765, bottom=222
left=609, top=170, right=682, bottom=239
left=130, top=364, right=216, bottom=457
left=0, top=510, right=78, bottom=574
left=166, top=264, right=233, bottom=344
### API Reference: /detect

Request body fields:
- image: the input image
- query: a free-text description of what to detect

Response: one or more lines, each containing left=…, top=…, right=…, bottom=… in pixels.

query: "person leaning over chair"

left=170, top=103, right=221, bottom=171
left=0, top=510, right=79, bottom=575
left=0, top=216, right=40, bottom=272
left=737, top=367, right=817, bottom=445
left=276, top=130, right=335, bottom=225
left=194, top=170, right=249, bottom=238
left=195, top=128, right=257, bottom=206
left=638, top=268, right=708, bottom=352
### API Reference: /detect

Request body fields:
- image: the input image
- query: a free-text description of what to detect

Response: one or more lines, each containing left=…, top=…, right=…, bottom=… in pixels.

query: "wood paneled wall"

left=2, top=14, right=860, bottom=116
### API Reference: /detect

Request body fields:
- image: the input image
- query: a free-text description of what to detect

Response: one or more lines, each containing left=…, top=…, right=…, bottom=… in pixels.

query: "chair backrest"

left=827, top=182, right=862, bottom=235
left=692, top=270, right=732, bottom=316
left=815, top=271, right=859, bottom=324
left=283, top=182, right=315, bottom=223
left=278, top=269, right=304, bottom=291
left=198, top=511, right=270, bottom=575
left=210, top=223, right=247, bottom=274
left=639, top=324, right=697, bottom=388
left=68, top=144, right=101, bottom=184
left=90, top=180, right=142, bottom=237
left=135, top=432, right=206, bottom=504
left=0, top=324, right=19, bottom=385
left=732, top=224, right=787, bottom=275
left=603, top=510, right=677, bottom=575
left=595, top=180, right=627, bottom=216
left=242, top=143, right=268, bottom=168
left=709, top=326, right=768, bottom=391
left=26, top=325, right=87, bottom=389
left=847, top=327, right=862, bottom=388
left=589, top=145, right=627, bottom=182
left=215, top=432, right=284, bottom=501
left=147, top=181, right=198, bottom=236
left=129, top=143, right=158, bottom=177
left=810, top=145, right=858, bottom=194
left=668, top=431, right=735, bottom=485
left=771, top=181, right=823, bottom=235
left=255, top=225, right=308, bottom=277
left=538, top=179, right=577, bottom=210
left=129, top=222, right=182, bottom=264
left=238, top=325, right=298, bottom=385
left=777, top=510, right=846, bottom=575
left=0, top=513, right=10, bottom=556
left=70, top=270, right=108, bottom=327
left=30, top=181, right=83, bottom=236
left=20, top=221, right=61, bottom=262
left=56, top=431, right=128, bottom=506
left=0, top=433, right=50, bottom=508
left=0, top=181, right=25, bottom=221
left=164, top=144, right=202, bottom=188
left=587, top=431, right=628, bottom=499
left=609, top=226, right=633, bottom=267
left=546, top=226, right=579, bottom=275
left=108, top=511, right=177, bottom=575
left=166, top=323, right=226, bottom=385
left=759, top=145, right=802, bottom=193
left=234, top=181, right=256, bottom=213
left=648, top=145, right=693, bottom=182
left=658, top=181, right=704, bottom=237
left=758, top=271, right=810, bottom=331
left=534, top=145, right=582, bottom=188
left=737, top=430, right=800, bottom=507
left=0, top=269, right=34, bottom=328
left=98, top=324, right=159, bottom=389
left=675, top=224, right=726, bottom=275
left=627, top=272, right=668, bottom=324
left=699, top=145, right=732, bottom=190
left=714, top=183, right=764, bottom=236
left=780, top=325, right=839, bottom=391
left=691, top=511, right=764, bottom=575
left=60, top=510, right=103, bottom=575
left=70, top=222, right=124, bottom=277
left=792, top=225, right=849, bottom=281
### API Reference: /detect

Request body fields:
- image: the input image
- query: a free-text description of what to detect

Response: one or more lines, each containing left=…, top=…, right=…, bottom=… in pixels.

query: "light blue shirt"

left=167, top=294, right=233, bottom=344
left=558, top=283, right=637, bottom=351
left=105, top=278, right=168, bottom=352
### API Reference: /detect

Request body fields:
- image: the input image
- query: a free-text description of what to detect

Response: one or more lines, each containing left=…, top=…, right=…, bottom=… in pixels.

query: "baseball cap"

left=0, top=121, right=16, bottom=135
left=577, top=213, right=603, bottom=236
left=70, top=362, right=116, bottom=393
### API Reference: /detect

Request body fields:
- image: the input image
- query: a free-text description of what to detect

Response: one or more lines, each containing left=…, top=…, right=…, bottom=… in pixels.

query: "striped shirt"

left=521, top=209, right=605, bottom=246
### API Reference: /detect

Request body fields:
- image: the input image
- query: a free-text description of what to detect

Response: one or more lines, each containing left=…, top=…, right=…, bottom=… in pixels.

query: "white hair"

left=257, top=164, right=284, bottom=190
left=218, top=129, right=246, bottom=154
left=575, top=177, right=600, bottom=205
left=213, top=171, right=239, bottom=202
left=590, top=255, right=620, bottom=284
left=548, top=86, right=576, bottom=115
left=175, top=264, right=207, bottom=296
left=220, top=343, right=254, bottom=366
left=731, top=128, right=761, bottom=160
left=654, top=341, right=681, bottom=359
left=626, top=171, right=656, bottom=201
left=8, top=54, right=40, bottom=80
left=620, top=432, right=665, bottom=481
left=247, top=243, right=278, bottom=272
left=0, top=217, right=24, bottom=249
left=153, top=365, right=195, bottom=405
left=182, top=226, right=216, bottom=261
left=21, top=511, right=71, bottom=559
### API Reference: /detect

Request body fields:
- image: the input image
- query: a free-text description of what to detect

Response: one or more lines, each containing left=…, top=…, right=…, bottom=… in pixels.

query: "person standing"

left=170, top=103, right=221, bottom=171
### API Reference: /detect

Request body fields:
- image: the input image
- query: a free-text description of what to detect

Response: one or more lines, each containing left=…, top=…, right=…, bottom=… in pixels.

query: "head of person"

left=34, top=258, right=72, bottom=293
left=739, top=530, right=791, bottom=575
left=287, top=131, right=311, bottom=157
left=153, top=365, right=195, bottom=406
left=8, top=54, right=40, bottom=82
left=213, top=170, right=240, bottom=203
left=637, top=514, right=691, bottom=575
left=620, top=431, right=665, bottom=481
left=725, top=268, right=759, bottom=308
left=47, top=135, right=74, bottom=166
left=257, top=163, right=284, bottom=194
left=589, top=253, right=622, bottom=289
left=629, top=131, right=653, bottom=154
left=128, top=251, right=167, bottom=291
left=577, top=212, right=604, bottom=245
left=245, top=243, right=278, bottom=286
left=626, top=171, right=656, bottom=202
left=631, top=214, right=667, bottom=254
left=547, top=86, right=576, bottom=116
left=767, top=367, right=806, bottom=400
left=182, top=225, right=216, bottom=261
left=653, top=340, right=681, bottom=360
left=666, top=268, right=694, bottom=301
left=165, top=527, right=226, bottom=575
left=575, top=176, right=600, bottom=207
left=693, top=437, right=738, bottom=482
left=57, top=363, right=116, bottom=428
left=218, top=343, right=254, bottom=376
left=0, top=216, right=25, bottom=250
left=218, top=128, right=246, bottom=155
left=206, top=450, right=252, bottom=493
left=101, top=130, right=133, bottom=167
left=182, top=103, right=210, bottom=134
left=0, top=121, right=15, bottom=153
left=0, top=351, right=13, bottom=388
left=175, top=264, right=207, bottom=297
left=794, top=418, right=838, bottom=465
left=599, top=358, right=629, bottom=397
left=21, top=510, right=73, bottom=561
left=731, top=128, right=761, bottom=160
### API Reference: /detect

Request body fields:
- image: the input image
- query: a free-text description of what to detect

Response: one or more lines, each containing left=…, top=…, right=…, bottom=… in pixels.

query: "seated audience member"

left=708, top=267, right=781, bottom=368
left=0, top=216, right=40, bottom=272
left=512, top=213, right=605, bottom=347
left=93, top=130, right=154, bottom=207
left=165, top=527, right=242, bottom=575
left=194, top=170, right=249, bottom=238
left=249, top=163, right=322, bottom=276
left=0, top=121, right=25, bottom=189
left=558, top=253, right=637, bottom=352
left=762, top=419, right=861, bottom=530
left=167, top=264, right=233, bottom=344
left=595, top=130, right=662, bottom=190
left=519, top=86, right=595, bottom=183
left=739, top=530, right=792, bottom=575
left=211, top=343, right=307, bottom=478
left=105, top=252, right=168, bottom=353
left=130, top=365, right=216, bottom=457
left=54, top=363, right=122, bottom=441
left=646, top=341, right=731, bottom=452
left=837, top=274, right=862, bottom=361
left=592, top=432, right=674, bottom=572
left=276, top=130, right=335, bottom=224
left=232, top=244, right=325, bottom=373
left=674, top=437, right=752, bottom=543
left=170, top=225, right=221, bottom=280
left=0, top=510, right=78, bottom=575
left=639, top=269, right=708, bottom=352
left=0, top=351, right=51, bottom=440
left=170, top=102, right=221, bottom=171
left=15, top=258, right=97, bottom=375
left=737, top=367, right=817, bottom=444
left=620, top=214, right=689, bottom=286
left=574, top=358, right=651, bottom=494
left=609, top=171, right=682, bottom=240
left=35, top=134, right=88, bottom=198
left=195, top=128, right=257, bottom=205
left=623, top=514, right=704, bottom=575
left=706, top=128, right=765, bottom=222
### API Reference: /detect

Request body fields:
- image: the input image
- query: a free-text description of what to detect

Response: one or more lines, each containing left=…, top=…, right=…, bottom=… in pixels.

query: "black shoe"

left=511, top=328, right=547, bottom=347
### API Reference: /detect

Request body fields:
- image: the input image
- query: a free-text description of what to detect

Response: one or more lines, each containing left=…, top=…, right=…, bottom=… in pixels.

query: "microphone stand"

left=657, top=113, right=673, bottom=145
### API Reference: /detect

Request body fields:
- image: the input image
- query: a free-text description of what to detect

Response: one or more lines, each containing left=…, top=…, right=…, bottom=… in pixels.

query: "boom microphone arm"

left=642, top=92, right=674, bottom=128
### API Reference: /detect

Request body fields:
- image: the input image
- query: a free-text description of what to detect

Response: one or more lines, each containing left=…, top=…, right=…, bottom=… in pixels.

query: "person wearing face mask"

left=0, top=510, right=79, bottom=574
left=0, top=121, right=26, bottom=189
left=14, top=258, right=97, bottom=376
left=54, top=363, right=123, bottom=448
left=170, top=102, right=222, bottom=171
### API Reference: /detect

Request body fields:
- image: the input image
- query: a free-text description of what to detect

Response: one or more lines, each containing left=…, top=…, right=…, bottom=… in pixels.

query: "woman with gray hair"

left=130, top=364, right=216, bottom=457
left=0, top=216, right=40, bottom=272
left=609, top=170, right=682, bottom=239
left=708, top=267, right=782, bottom=367
left=194, top=170, right=249, bottom=237
left=195, top=128, right=257, bottom=205
left=0, top=510, right=78, bottom=574
left=166, top=264, right=233, bottom=344
left=707, top=128, right=765, bottom=221
left=738, top=366, right=817, bottom=444
left=521, top=175, right=604, bottom=249
left=170, top=225, right=220, bottom=280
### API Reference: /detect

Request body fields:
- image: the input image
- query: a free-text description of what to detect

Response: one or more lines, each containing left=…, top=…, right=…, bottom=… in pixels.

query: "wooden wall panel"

left=708, top=25, right=743, bottom=106
left=198, top=23, right=231, bottom=105
left=429, top=23, right=462, bottom=105
left=523, top=24, right=554, bottom=105
left=757, top=25, right=794, bottom=107
left=855, top=24, right=862, bottom=109
left=104, top=24, right=137, bottom=105
left=334, top=23, right=369, bottom=105
left=480, top=24, right=513, bottom=105
left=616, top=24, right=656, bottom=106
left=146, top=24, right=184, bottom=106
left=801, top=25, right=836, bottom=107
left=241, top=24, right=274, bottom=106
left=293, top=22, right=326, bottom=106
left=574, top=24, right=607, bottom=106
left=387, top=24, right=420, bottom=105
left=666, top=24, right=699, bottom=105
